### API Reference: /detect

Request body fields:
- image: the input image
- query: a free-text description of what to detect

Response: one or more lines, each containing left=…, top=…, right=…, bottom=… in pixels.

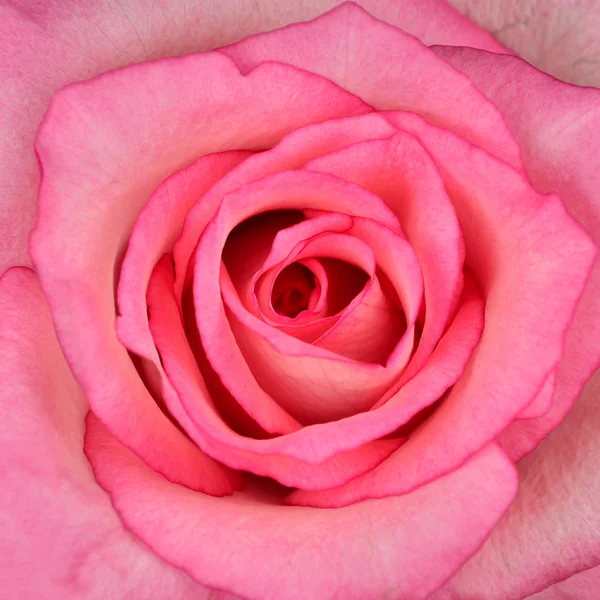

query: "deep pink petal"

left=194, top=170, right=406, bottom=425
left=30, top=53, right=368, bottom=486
left=221, top=231, right=412, bottom=423
left=168, top=271, right=483, bottom=466
left=117, top=149, right=249, bottom=363
left=85, top=412, right=518, bottom=600
left=243, top=212, right=354, bottom=336
left=173, top=113, right=397, bottom=300
left=223, top=210, right=305, bottom=316
left=433, top=46, right=600, bottom=459
left=307, top=130, right=464, bottom=395
left=221, top=3, right=524, bottom=171
left=256, top=258, right=332, bottom=336
left=377, top=109, right=595, bottom=522
left=147, top=258, right=410, bottom=491
left=0, top=267, right=223, bottom=600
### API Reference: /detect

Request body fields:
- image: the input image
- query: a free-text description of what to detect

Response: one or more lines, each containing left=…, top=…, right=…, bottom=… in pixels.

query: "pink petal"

left=173, top=270, right=483, bottom=467
left=0, top=267, right=219, bottom=600
left=433, top=47, right=600, bottom=459
left=173, top=113, right=396, bottom=300
left=0, top=0, right=505, bottom=272
left=85, top=411, right=518, bottom=600
left=446, top=0, right=600, bottom=86
left=526, top=565, right=600, bottom=600
left=117, top=149, right=249, bottom=367
left=196, top=169, right=421, bottom=424
left=376, top=109, right=595, bottom=521
left=232, top=212, right=418, bottom=363
left=354, top=0, right=511, bottom=51
left=30, top=53, right=368, bottom=487
left=313, top=269, right=406, bottom=364
left=147, top=258, right=410, bottom=491
left=223, top=210, right=305, bottom=315
left=306, top=130, right=464, bottom=397
left=221, top=231, right=410, bottom=423
left=432, top=372, right=600, bottom=600
left=235, top=211, right=354, bottom=337
left=256, top=258, right=332, bottom=333
left=515, top=373, right=556, bottom=422
left=315, top=216, right=421, bottom=368
left=221, top=3, right=524, bottom=172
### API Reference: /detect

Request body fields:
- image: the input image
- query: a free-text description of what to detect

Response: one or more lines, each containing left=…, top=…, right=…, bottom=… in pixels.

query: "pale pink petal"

left=375, top=109, right=595, bottom=524
left=432, top=372, right=600, bottom=600
left=174, top=113, right=397, bottom=300
left=30, top=53, right=368, bottom=486
left=446, top=0, right=600, bottom=86
left=0, top=268, right=221, bottom=600
left=434, top=47, right=600, bottom=459
left=526, top=565, right=600, bottom=600
left=0, top=0, right=504, bottom=271
left=221, top=3, right=524, bottom=171
left=147, top=258, right=410, bottom=491
left=307, top=130, right=464, bottom=398
left=85, top=412, right=518, bottom=600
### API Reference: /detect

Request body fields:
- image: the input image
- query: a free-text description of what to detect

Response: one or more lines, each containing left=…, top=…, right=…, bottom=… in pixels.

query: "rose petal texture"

left=0, top=0, right=507, bottom=272
left=29, top=52, right=371, bottom=487
left=0, top=267, right=232, bottom=600
left=2, top=2, right=599, bottom=600
left=425, top=48, right=600, bottom=600
left=84, top=411, right=518, bottom=600
left=447, top=0, right=600, bottom=87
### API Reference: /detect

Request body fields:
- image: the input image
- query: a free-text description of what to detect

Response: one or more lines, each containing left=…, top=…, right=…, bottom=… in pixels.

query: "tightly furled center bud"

left=272, top=263, right=316, bottom=318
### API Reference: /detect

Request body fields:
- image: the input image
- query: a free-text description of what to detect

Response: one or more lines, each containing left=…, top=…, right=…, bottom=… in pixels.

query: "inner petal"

left=272, top=263, right=317, bottom=318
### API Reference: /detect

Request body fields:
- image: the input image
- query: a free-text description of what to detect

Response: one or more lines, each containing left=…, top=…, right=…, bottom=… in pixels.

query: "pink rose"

left=1, top=2, right=599, bottom=599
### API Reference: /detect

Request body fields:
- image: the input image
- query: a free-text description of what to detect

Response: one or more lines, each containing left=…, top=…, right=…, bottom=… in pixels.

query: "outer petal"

left=379, top=111, right=595, bottom=486
left=30, top=53, right=368, bottom=488
left=221, top=3, right=524, bottom=171
left=433, top=47, right=600, bottom=459
left=432, top=372, right=600, bottom=600
left=0, top=0, right=505, bottom=271
left=0, top=268, right=226, bottom=600
left=527, top=565, right=600, bottom=599
left=85, top=412, right=519, bottom=600
left=446, top=0, right=600, bottom=86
